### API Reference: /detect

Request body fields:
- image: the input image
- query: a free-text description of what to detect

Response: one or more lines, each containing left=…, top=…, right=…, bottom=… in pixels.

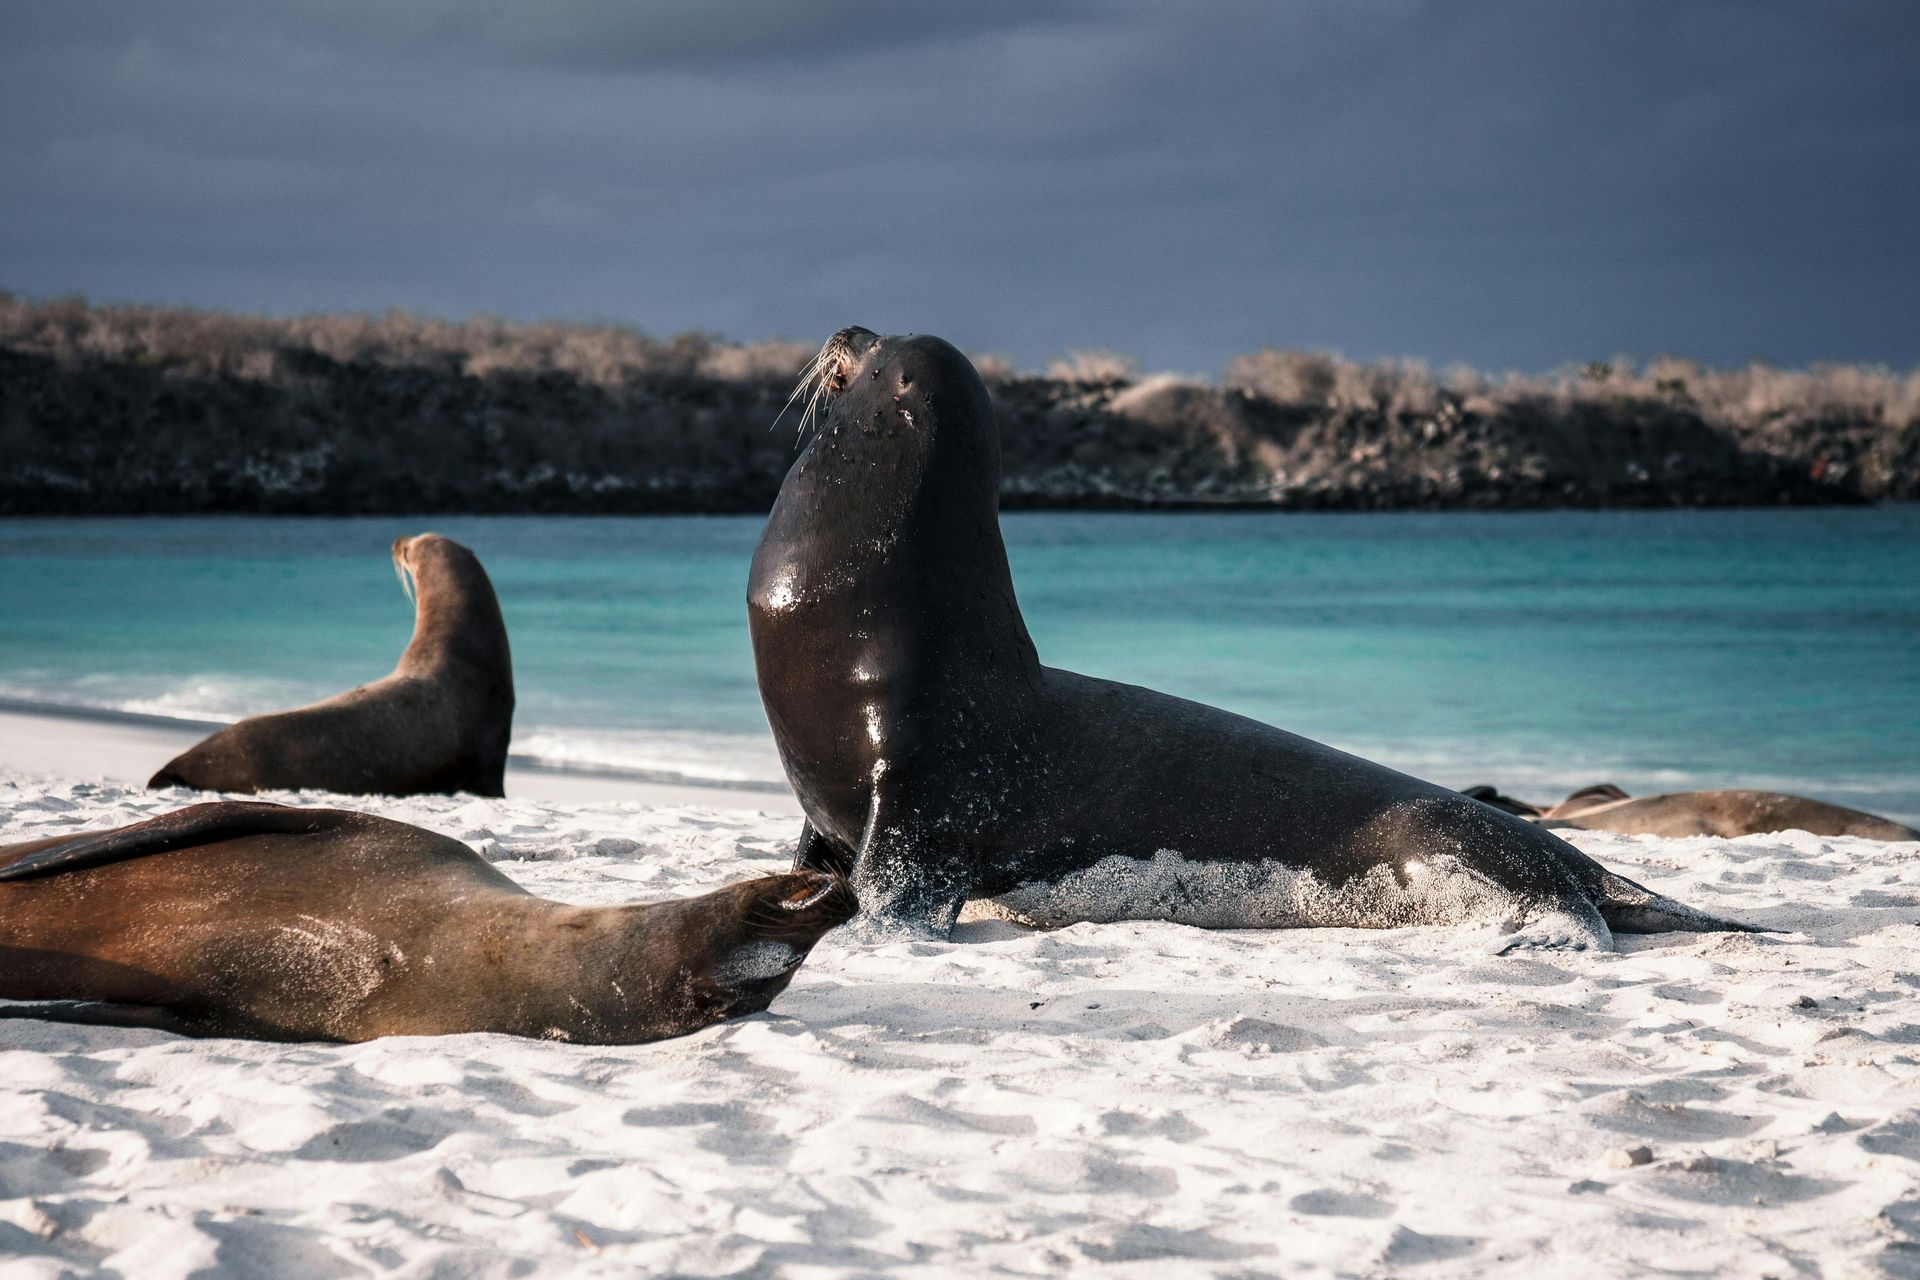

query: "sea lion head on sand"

left=660, top=869, right=860, bottom=1030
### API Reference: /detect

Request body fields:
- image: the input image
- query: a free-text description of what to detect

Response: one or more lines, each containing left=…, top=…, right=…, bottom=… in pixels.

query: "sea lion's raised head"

left=782, top=328, right=1000, bottom=489
left=754, top=329, right=1010, bottom=602
left=391, top=532, right=483, bottom=603
left=388, top=533, right=513, bottom=692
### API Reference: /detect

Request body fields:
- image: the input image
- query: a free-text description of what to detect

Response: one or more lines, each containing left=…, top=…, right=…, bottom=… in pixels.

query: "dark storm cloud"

left=1, top=0, right=1914, bottom=371
left=284, top=0, right=1088, bottom=70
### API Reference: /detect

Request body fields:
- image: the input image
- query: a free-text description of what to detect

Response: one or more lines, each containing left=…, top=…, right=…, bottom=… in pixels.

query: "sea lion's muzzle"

left=780, top=870, right=842, bottom=911
left=743, top=870, right=858, bottom=944
left=823, top=326, right=878, bottom=399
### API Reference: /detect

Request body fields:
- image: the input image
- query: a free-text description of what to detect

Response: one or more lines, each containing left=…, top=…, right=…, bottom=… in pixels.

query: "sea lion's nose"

left=830, top=327, right=877, bottom=358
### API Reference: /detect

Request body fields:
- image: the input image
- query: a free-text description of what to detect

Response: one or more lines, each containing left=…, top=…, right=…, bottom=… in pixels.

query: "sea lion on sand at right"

left=0, top=802, right=855, bottom=1044
left=1463, top=783, right=1918, bottom=840
left=748, top=328, right=1757, bottom=952
left=150, top=533, right=514, bottom=797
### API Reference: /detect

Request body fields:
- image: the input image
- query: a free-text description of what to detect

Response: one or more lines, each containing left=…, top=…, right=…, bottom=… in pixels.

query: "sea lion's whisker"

left=773, top=350, right=824, bottom=436
left=394, top=558, right=415, bottom=606
left=773, top=335, right=853, bottom=442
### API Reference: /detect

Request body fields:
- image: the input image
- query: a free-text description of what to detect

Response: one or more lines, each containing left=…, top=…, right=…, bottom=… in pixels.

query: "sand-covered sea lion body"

left=150, top=533, right=514, bottom=797
left=748, top=329, right=1753, bottom=951
left=0, top=803, right=854, bottom=1043
left=1463, top=783, right=1917, bottom=839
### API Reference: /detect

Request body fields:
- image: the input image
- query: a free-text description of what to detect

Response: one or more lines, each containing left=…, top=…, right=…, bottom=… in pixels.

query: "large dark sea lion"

left=150, top=533, right=515, bottom=797
left=0, top=803, right=854, bottom=1043
left=747, top=328, right=1752, bottom=951
left=1465, top=783, right=1919, bottom=841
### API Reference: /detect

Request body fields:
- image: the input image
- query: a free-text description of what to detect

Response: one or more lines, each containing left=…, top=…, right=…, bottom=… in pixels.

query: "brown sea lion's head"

left=388, top=532, right=512, bottom=689
left=638, top=870, right=858, bottom=1038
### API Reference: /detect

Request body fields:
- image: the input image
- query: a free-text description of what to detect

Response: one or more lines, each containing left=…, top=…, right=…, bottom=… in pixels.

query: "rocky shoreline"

left=3, top=298, right=1913, bottom=514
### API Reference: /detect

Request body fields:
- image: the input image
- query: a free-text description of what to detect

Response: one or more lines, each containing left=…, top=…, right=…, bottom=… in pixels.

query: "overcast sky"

left=2, top=1, right=1915, bottom=374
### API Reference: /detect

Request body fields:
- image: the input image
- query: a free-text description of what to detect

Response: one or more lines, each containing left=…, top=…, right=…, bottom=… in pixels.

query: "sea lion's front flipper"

left=840, top=789, right=973, bottom=940
left=0, top=802, right=353, bottom=882
left=0, top=1000, right=218, bottom=1037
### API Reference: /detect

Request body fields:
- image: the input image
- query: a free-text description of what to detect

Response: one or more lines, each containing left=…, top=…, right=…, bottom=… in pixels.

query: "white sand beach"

left=2, top=725, right=1917, bottom=1277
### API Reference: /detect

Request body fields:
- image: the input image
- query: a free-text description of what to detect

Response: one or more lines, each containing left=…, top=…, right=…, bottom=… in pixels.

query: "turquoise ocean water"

left=1, top=509, right=1915, bottom=821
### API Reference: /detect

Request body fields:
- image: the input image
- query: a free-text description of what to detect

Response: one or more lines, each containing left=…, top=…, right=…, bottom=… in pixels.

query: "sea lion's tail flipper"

left=0, top=802, right=352, bottom=882
left=1593, top=871, right=1766, bottom=935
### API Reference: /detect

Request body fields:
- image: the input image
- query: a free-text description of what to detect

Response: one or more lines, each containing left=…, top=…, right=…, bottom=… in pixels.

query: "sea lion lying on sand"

left=0, top=802, right=854, bottom=1043
left=1463, top=784, right=1918, bottom=841
left=150, top=533, right=515, bottom=797
left=748, top=327, right=1755, bottom=951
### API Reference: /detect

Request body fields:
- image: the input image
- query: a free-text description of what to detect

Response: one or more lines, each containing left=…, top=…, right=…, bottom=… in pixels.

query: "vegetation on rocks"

left=3, top=294, right=1913, bottom=514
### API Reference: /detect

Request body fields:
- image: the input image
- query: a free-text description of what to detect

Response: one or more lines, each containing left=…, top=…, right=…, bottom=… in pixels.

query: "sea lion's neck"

left=395, top=559, right=513, bottom=693
left=751, top=432, right=1039, bottom=685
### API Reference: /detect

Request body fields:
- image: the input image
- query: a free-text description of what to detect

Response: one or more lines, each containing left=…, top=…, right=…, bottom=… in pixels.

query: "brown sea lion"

left=150, top=533, right=515, bottom=797
left=1463, top=783, right=1918, bottom=840
left=1542, top=786, right=1918, bottom=840
left=747, top=328, right=1753, bottom=951
left=0, top=803, right=854, bottom=1043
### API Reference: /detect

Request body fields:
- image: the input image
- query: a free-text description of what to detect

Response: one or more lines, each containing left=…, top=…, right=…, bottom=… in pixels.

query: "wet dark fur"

left=748, top=329, right=1756, bottom=948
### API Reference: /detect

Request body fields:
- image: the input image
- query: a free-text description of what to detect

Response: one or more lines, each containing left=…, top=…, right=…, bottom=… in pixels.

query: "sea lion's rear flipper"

left=0, top=1000, right=218, bottom=1037
left=1592, top=870, right=1765, bottom=935
left=1543, top=833, right=1763, bottom=934
left=0, top=802, right=353, bottom=882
